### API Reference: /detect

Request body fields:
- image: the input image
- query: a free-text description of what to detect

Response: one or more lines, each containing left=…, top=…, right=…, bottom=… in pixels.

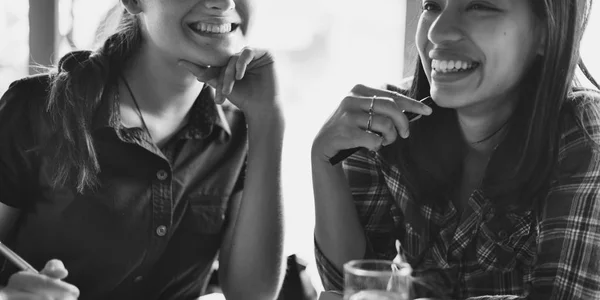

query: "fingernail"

left=424, top=106, right=433, bottom=114
left=403, top=129, right=410, bottom=138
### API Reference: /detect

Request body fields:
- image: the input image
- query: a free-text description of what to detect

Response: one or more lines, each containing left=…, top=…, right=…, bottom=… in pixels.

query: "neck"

left=122, top=44, right=204, bottom=117
left=456, top=95, right=517, bottom=154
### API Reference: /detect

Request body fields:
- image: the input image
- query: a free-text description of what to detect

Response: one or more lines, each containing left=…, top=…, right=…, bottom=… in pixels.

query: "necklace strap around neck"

left=471, top=117, right=510, bottom=145
left=119, top=74, right=153, bottom=140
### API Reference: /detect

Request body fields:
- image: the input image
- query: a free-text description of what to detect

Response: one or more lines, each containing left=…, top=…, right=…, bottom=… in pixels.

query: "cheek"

left=236, top=0, right=252, bottom=34
left=415, top=18, right=431, bottom=63
left=477, top=27, right=536, bottom=89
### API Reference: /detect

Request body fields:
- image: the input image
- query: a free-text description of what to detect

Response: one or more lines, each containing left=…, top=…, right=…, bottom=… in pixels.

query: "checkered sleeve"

left=315, top=149, right=398, bottom=291
left=468, top=96, right=600, bottom=300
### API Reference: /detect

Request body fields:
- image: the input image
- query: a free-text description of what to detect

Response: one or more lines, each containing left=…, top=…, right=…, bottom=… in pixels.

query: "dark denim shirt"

left=0, top=73, right=248, bottom=300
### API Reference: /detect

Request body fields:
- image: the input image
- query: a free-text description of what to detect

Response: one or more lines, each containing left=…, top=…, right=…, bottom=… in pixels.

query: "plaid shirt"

left=315, top=90, right=600, bottom=299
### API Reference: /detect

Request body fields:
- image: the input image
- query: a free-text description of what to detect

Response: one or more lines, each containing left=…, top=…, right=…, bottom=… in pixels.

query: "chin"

left=430, top=88, right=474, bottom=109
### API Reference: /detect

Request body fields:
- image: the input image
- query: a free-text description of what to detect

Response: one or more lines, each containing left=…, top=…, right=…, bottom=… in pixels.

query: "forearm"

left=312, top=155, right=366, bottom=271
left=220, top=108, right=286, bottom=300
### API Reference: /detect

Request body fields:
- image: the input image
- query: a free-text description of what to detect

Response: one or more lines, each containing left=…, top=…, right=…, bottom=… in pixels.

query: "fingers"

left=351, top=84, right=433, bottom=116
left=214, top=68, right=227, bottom=105
left=40, top=259, right=68, bottom=280
left=352, top=113, right=398, bottom=146
left=7, top=271, right=80, bottom=299
left=240, top=48, right=274, bottom=71
left=235, top=47, right=255, bottom=80
left=221, top=55, right=238, bottom=97
left=342, top=96, right=413, bottom=138
left=328, top=127, right=384, bottom=158
left=220, top=48, right=257, bottom=97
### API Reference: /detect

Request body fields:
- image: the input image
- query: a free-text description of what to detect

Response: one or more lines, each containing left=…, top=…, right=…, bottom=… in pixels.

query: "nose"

left=203, top=0, right=236, bottom=12
left=427, top=9, right=464, bottom=45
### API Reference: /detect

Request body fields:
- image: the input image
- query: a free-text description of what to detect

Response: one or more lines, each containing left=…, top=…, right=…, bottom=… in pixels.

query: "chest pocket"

left=182, top=195, right=228, bottom=235
left=476, top=209, right=536, bottom=272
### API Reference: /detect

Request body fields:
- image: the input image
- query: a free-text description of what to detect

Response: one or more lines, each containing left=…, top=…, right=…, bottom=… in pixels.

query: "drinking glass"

left=343, top=259, right=412, bottom=300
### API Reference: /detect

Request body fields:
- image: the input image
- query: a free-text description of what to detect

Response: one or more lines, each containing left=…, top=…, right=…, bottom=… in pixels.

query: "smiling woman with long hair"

left=0, top=0, right=285, bottom=299
left=312, top=0, right=600, bottom=299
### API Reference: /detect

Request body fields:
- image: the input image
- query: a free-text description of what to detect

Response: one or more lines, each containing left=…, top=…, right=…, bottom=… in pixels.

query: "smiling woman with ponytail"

left=47, top=12, right=141, bottom=193
left=0, top=1, right=285, bottom=299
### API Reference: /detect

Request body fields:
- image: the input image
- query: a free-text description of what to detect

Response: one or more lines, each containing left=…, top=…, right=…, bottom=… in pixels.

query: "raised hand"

left=311, top=84, right=432, bottom=163
left=0, top=259, right=80, bottom=300
left=178, top=47, right=279, bottom=119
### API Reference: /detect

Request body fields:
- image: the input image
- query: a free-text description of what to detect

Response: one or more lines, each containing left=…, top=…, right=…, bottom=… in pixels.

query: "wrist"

left=245, top=103, right=285, bottom=133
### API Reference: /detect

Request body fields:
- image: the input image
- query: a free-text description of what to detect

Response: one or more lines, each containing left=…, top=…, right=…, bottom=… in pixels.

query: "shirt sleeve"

left=467, top=98, right=600, bottom=300
left=0, top=77, right=45, bottom=209
left=314, top=149, right=399, bottom=291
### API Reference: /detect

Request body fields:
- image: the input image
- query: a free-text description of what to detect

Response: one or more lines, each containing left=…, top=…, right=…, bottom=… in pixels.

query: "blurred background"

left=0, top=0, right=598, bottom=293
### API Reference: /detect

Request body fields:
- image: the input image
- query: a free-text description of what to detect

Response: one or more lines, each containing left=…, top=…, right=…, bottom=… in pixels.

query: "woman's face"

left=416, top=0, right=543, bottom=110
left=137, top=0, right=250, bottom=67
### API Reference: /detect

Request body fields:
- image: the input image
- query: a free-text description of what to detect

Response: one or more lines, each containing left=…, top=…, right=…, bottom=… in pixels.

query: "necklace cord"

left=119, top=74, right=153, bottom=141
left=471, top=117, right=510, bottom=145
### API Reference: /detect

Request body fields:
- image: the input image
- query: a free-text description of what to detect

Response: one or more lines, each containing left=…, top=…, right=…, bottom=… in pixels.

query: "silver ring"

left=367, top=96, right=376, bottom=132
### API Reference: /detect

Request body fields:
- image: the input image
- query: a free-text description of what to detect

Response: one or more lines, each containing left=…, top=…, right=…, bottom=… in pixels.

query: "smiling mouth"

left=189, top=22, right=240, bottom=34
left=431, top=59, right=480, bottom=73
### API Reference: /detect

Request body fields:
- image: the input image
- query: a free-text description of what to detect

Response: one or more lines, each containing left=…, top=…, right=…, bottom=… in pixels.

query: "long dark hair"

left=45, top=9, right=141, bottom=193
left=392, top=0, right=600, bottom=207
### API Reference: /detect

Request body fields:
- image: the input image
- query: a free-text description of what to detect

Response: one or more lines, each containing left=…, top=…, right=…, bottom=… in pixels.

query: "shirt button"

left=156, top=169, right=168, bottom=181
left=133, top=276, right=143, bottom=283
left=498, top=230, right=508, bottom=239
left=156, top=225, right=167, bottom=236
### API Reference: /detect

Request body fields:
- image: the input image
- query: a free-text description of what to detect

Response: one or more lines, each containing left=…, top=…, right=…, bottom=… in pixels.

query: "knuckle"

left=338, top=111, right=354, bottom=125
left=69, top=286, right=81, bottom=297
left=340, top=96, right=354, bottom=107
left=351, top=84, right=366, bottom=93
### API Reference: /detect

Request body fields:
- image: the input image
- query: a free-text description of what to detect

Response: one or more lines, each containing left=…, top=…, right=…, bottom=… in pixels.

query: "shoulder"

left=559, top=88, right=600, bottom=146
left=556, top=89, right=600, bottom=175
left=0, top=73, right=53, bottom=132
left=1, top=73, right=52, bottom=106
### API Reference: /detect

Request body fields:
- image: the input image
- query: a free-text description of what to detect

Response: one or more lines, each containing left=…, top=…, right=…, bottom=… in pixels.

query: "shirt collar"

left=92, top=81, right=231, bottom=139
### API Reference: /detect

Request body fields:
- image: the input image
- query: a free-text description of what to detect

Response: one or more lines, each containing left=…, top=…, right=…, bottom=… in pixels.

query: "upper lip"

left=429, top=49, right=480, bottom=63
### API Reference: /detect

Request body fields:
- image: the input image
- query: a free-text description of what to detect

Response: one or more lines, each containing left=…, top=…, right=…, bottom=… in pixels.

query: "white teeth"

left=192, top=22, right=233, bottom=34
left=431, top=59, right=477, bottom=73
left=440, top=60, right=448, bottom=70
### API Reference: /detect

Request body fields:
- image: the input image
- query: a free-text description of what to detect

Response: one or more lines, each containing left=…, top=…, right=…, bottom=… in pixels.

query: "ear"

left=121, top=0, right=143, bottom=15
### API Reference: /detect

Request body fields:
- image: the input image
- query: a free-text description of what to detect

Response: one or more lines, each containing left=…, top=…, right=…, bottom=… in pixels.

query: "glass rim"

left=343, top=259, right=412, bottom=277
